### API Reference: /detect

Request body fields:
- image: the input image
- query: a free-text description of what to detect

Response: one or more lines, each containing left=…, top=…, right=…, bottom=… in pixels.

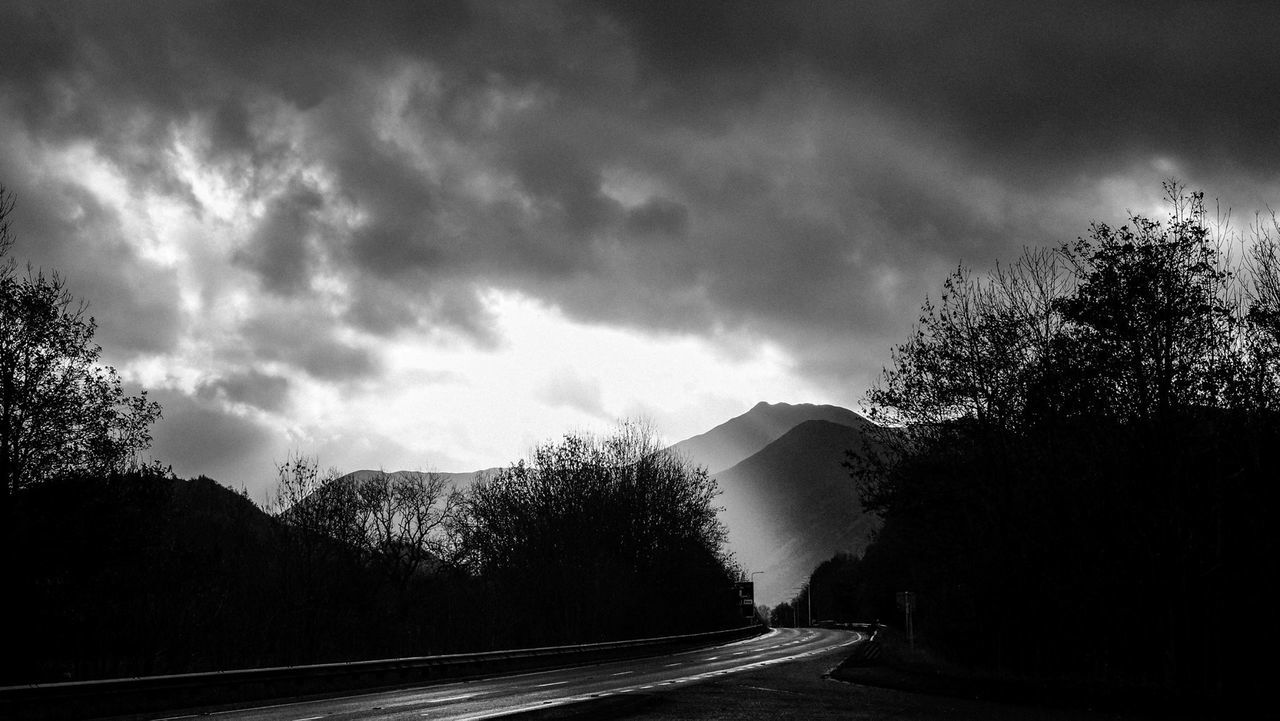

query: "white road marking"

left=424, top=693, right=477, bottom=703
left=157, top=631, right=849, bottom=721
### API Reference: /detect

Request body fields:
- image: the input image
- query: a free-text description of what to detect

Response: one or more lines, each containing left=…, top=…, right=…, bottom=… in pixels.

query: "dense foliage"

left=268, top=457, right=463, bottom=588
left=846, top=184, right=1278, bottom=701
left=4, top=432, right=742, bottom=684
left=2, top=185, right=743, bottom=684
left=460, top=421, right=739, bottom=646
left=4, top=471, right=445, bottom=683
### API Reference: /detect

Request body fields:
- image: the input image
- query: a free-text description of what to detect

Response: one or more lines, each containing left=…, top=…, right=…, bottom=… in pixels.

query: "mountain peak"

left=714, top=418, right=881, bottom=606
left=669, top=401, right=869, bottom=475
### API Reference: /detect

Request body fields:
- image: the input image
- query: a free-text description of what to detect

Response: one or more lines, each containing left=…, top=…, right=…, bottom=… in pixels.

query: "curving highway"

left=154, top=628, right=861, bottom=721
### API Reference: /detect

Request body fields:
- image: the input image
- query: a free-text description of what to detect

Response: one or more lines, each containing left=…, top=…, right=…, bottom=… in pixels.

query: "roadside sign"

left=735, top=581, right=755, bottom=619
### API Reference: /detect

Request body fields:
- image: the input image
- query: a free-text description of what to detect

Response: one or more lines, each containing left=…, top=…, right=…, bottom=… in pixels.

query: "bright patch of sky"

left=8, top=1, right=1280, bottom=498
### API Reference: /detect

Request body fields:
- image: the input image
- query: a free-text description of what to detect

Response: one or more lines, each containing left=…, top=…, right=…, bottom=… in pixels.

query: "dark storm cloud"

left=241, top=311, right=380, bottom=382
left=606, top=0, right=1280, bottom=178
left=624, top=197, right=689, bottom=239
left=197, top=370, right=293, bottom=414
left=343, top=278, right=500, bottom=347
left=6, top=0, right=1280, bottom=390
left=236, top=180, right=325, bottom=296
left=0, top=158, right=184, bottom=358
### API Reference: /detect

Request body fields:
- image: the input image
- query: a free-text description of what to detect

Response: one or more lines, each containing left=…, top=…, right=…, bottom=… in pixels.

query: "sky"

left=4, top=1, right=1280, bottom=501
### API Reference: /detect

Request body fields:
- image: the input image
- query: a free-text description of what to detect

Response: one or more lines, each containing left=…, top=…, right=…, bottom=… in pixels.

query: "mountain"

left=9, top=474, right=319, bottom=682
left=710, top=419, right=881, bottom=607
left=326, top=402, right=881, bottom=610
left=331, top=468, right=485, bottom=489
left=668, top=401, right=873, bottom=474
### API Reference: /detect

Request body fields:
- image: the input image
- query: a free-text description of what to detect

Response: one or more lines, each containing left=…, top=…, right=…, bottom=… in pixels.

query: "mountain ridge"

left=668, top=401, right=871, bottom=475
left=710, top=416, right=881, bottom=607
left=336, top=402, right=882, bottom=610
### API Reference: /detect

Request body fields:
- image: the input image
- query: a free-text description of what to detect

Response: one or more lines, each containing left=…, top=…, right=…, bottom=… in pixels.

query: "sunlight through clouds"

left=5, top=1, right=1280, bottom=495
left=346, top=288, right=823, bottom=473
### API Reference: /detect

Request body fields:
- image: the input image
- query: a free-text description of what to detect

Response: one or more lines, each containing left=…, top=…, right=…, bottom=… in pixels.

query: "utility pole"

left=807, top=577, right=813, bottom=626
left=792, top=585, right=809, bottom=627
left=896, top=591, right=915, bottom=651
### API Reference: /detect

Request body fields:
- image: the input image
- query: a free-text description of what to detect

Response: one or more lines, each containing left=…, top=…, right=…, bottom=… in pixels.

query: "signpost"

left=895, top=591, right=916, bottom=651
left=735, top=581, right=755, bottom=622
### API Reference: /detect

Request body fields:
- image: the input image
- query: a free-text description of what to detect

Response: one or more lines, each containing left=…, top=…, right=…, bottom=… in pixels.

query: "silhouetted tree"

left=0, top=186, right=161, bottom=506
left=270, top=457, right=464, bottom=586
left=459, top=420, right=736, bottom=644
left=850, top=182, right=1277, bottom=702
left=353, top=470, right=464, bottom=586
left=269, top=452, right=363, bottom=550
left=1242, top=212, right=1280, bottom=412
left=769, top=602, right=795, bottom=628
left=1053, top=189, right=1237, bottom=425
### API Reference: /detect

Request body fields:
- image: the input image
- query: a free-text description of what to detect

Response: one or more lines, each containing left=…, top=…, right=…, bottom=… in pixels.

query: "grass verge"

left=826, top=627, right=1204, bottom=718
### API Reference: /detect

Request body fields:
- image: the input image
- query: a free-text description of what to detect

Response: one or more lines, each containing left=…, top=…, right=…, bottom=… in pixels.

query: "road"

left=151, top=628, right=858, bottom=721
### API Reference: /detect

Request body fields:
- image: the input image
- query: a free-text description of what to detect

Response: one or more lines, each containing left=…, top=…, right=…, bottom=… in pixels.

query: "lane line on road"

left=424, top=694, right=478, bottom=704
left=160, top=630, right=814, bottom=721
left=436, top=639, right=848, bottom=721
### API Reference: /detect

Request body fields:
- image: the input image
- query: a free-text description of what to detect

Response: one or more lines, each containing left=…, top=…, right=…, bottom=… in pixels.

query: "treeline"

left=1, top=185, right=162, bottom=519
left=1, top=185, right=742, bottom=684
left=3, top=422, right=742, bottom=685
left=838, top=183, right=1278, bottom=702
left=460, top=422, right=739, bottom=647
left=7, top=469, right=398, bottom=683
left=770, top=552, right=871, bottom=628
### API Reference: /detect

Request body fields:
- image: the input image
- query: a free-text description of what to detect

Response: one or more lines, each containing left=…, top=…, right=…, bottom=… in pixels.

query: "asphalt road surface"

left=151, top=628, right=858, bottom=721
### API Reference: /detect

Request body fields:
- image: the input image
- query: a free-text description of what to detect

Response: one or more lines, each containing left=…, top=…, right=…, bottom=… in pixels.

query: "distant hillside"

left=713, top=419, right=881, bottom=607
left=6, top=472, right=474, bottom=684
left=9, top=474, right=300, bottom=682
left=333, top=468, right=498, bottom=492
left=668, top=401, right=872, bottom=474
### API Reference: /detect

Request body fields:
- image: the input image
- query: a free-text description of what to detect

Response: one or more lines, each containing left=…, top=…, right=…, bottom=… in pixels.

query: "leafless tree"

left=354, top=470, right=464, bottom=585
left=270, top=455, right=463, bottom=584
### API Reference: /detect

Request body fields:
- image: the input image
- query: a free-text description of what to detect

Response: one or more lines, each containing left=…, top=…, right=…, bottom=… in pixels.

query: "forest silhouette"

left=1, top=187, right=741, bottom=684
left=831, top=183, right=1276, bottom=704
left=4, top=182, right=1275, bottom=710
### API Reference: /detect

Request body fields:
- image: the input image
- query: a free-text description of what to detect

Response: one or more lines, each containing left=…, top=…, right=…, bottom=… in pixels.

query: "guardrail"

left=0, top=624, right=767, bottom=720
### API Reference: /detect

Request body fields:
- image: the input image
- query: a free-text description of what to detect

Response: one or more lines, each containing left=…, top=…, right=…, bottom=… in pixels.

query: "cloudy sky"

left=4, top=1, right=1280, bottom=499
